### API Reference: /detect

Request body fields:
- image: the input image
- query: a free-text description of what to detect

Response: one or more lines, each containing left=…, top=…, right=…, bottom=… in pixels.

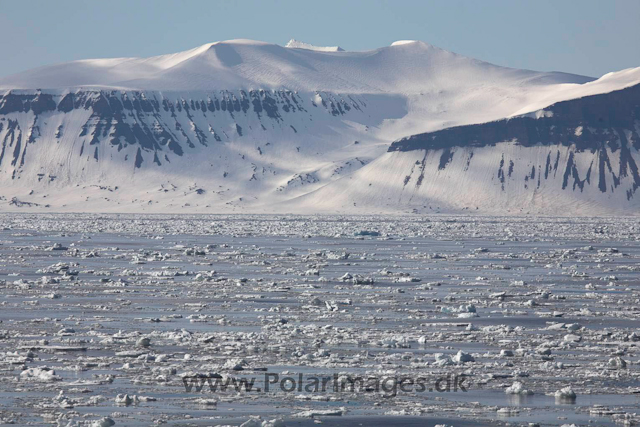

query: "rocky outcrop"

left=387, top=83, right=640, bottom=200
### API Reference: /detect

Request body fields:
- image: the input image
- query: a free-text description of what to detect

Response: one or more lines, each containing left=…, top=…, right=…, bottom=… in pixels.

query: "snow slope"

left=289, top=76, right=640, bottom=215
left=0, top=39, right=638, bottom=214
left=0, top=39, right=591, bottom=93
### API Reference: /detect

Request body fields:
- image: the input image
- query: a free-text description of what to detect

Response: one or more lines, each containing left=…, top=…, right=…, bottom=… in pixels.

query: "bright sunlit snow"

left=0, top=39, right=638, bottom=214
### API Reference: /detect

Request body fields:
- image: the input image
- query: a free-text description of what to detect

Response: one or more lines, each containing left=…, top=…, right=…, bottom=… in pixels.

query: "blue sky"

left=1, top=0, right=639, bottom=78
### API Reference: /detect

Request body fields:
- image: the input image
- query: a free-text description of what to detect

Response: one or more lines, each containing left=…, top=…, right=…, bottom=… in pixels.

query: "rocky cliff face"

left=388, top=83, right=640, bottom=201
left=0, top=88, right=368, bottom=168
left=0, top=88, right=400, bottom=210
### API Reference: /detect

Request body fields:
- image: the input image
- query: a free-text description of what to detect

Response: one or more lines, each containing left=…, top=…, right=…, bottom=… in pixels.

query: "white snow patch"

left=284, top=39, right=344, bottom=52
left=391, top=40, right=419, bottom=46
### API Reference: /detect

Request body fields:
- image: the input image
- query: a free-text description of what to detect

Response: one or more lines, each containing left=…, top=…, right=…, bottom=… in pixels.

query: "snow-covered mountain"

left=0, top=39, right=638, bottom=214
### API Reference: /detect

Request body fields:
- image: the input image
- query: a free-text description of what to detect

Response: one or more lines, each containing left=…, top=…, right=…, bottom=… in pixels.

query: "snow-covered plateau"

left=0, top=39, right=639, bottom=214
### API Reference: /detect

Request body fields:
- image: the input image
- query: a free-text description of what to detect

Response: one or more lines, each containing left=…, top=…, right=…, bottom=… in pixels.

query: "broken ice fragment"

left=554, top=386, right=577, bottom=403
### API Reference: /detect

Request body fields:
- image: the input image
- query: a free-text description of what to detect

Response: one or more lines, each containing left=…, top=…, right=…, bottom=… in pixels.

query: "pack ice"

left=0, top=214, right=639, bottom=426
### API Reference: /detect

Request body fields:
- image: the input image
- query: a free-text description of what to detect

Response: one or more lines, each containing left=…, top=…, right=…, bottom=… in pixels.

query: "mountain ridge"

left=0, top=39, right=638, bottom=214
left=0, top=39, right=593, bottom=92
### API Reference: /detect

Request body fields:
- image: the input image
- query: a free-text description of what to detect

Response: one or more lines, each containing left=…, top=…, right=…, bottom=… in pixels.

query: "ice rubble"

left=0, top=214, right=639, bottom=425
left=505, top=381, right=534, bottom=395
